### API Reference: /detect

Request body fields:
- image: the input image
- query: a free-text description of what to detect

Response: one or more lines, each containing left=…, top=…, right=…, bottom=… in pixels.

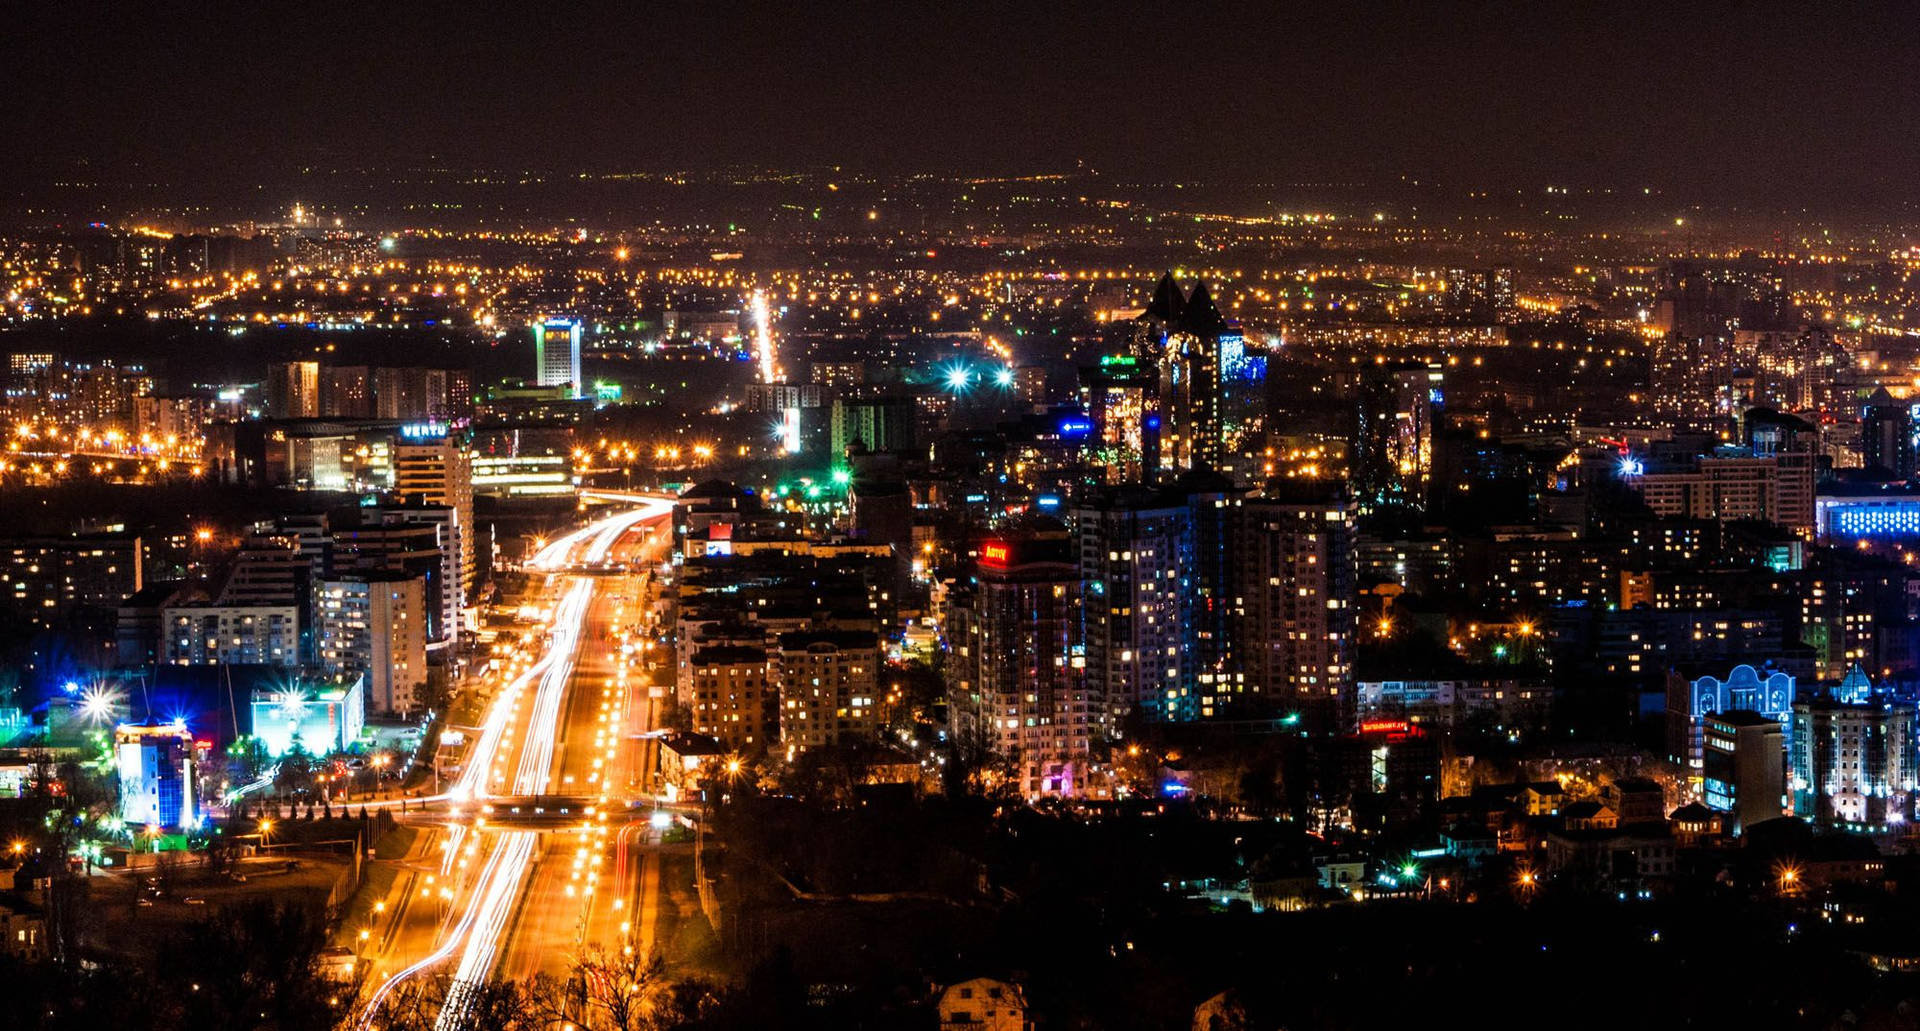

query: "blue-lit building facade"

left=115, top=721, right=198, bottom=831
left=1816, top=488, right=1920, bottom=541
left=1791, top=666, right=1917, bottom=832
left=1668, top=663, right=1795, bottom=785
left=249, top=673, right=366, bottom=757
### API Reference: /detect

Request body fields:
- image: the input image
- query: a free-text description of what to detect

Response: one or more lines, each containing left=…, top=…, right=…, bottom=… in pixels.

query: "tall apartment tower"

left=266, top=361, right=320, bottom=419
left=392, top=428, right=475, bottom=618
left=1862, top=387, right=1916, bottom=480
left=1135, top=275, right=1239, bottom=479
left=1351, top=363, right=1443, bottom=513
left=947, top=531, right=1094, bottom=798
left=315, top=572, right=428, bottom=714
left=1234, top=484, right=1357, bottom=731
left=1072, top=470, right=1237, bottom=724
left=533, top=319, right=584, bottom=399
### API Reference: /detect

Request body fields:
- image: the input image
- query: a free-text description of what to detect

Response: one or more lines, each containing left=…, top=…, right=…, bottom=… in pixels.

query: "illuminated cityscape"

left=6, top=5, right=1920, bottom=1030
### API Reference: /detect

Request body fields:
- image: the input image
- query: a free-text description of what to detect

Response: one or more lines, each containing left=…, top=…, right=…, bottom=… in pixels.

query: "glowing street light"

left=79, top=685, right=123, bottom=724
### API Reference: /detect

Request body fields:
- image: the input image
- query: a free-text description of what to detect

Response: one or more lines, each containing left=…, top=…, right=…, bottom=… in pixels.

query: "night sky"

left=5, top=1, right=1920, bottom=207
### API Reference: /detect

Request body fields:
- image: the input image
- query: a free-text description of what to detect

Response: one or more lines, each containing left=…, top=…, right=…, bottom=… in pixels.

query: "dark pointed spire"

left=1143, top=271, right=1186, bottom=323
left=1178, top=280, right=1230, bottom=338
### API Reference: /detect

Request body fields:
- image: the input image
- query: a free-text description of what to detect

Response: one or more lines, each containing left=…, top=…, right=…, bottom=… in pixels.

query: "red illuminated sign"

left=1359, top=719, right=1410, bottom=736
left=981, top=543, right=1010, bottom=567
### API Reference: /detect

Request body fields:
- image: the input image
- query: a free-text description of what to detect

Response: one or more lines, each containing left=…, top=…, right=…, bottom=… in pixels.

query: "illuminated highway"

left=357, top=496, right=676, bottom=1029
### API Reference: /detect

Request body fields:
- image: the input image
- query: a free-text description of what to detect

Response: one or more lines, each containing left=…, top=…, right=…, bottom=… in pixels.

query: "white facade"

left=393, top=435, right=475, bottom=613
left=533, top=319, right=583, bottom=398
left=316, top=575, right=428, bottom=714
left=162, top=604, right=297, bottom=666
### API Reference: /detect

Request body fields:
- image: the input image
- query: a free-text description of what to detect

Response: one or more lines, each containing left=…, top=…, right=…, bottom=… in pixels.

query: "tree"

left=1237, top=755, right=1283, bottom=818
left=568, top=945, right=674, bottom=1031
left=157, top=901, right=345, bottom=1031
left=275, top=743, right=316, bottom=797
left=152, top=845, right=184, bottom=896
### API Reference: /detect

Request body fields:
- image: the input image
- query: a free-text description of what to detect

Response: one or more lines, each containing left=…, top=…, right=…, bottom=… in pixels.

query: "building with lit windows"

left=1074, top=486, right=1201, bottom=724
left=947, top=531, right=1092, bottom=796
left=161, top=603, right=298, bottom=666
left=115, top=721, right=197, bottom=831
left=1236, top=484, right=1356, bottom=729
left=1860, top=387, right=1916, bottom=479
left=1791, top=666, right=1916, bottom=832
left=1071, top=477, right=1353, bottom=730
left=1816, top=485, right=1920, bottom=541
left=265, top=360, right=320, bottom=419
left=777, top=630, right=880, bottom=753
left=1666, top=662, right=1794, bottom=784
left=532, top=319, right=583, bottom=398
left=314, top=572, right=427, bottom=714
left=392, top=425, right=475, bottom=613
left=1701, top=709, right=1787, bottom=833
left=1078, top=354, right=1161, bottom=484
left=331, top=508, right=451, bottom=644
left=688, top=643, right=777, bottom=753
left=1121, top=272, right=1244, bottom=481
left=1351, top=363, right=1442, bottom=513
left=0, top=531, right=144, bottom=634
left=472, top=452, right=573, bottom=496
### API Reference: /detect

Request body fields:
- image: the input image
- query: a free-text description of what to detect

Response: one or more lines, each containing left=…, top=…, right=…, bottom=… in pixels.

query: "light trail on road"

left=355, top=828, right=515, bottom=1029
left=361, top=503, right=666, bottom=1030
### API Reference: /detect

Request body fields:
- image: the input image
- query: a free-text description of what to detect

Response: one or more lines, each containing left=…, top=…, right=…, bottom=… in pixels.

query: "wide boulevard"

left=353, top=496, right=688, bottom=1028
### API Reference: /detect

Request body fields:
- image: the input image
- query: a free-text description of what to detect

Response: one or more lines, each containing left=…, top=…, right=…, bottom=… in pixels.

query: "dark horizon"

left=6, top=1, right=1920, bottom=216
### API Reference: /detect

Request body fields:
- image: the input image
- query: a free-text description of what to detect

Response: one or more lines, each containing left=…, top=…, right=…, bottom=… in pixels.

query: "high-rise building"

left=315, top=572, right=428, bottom=714
left=532, top=319, right=583, bottom=399
left=161, top=603, right=298, bottom=666
left=373, top=367, right=472, bottom=422
left=1650, top=333, right=1732, bottom=426
left=218, top=529, right=317, bottom=659
left=1075, top=488, right=1194, bottom=725
left=319, top=365, right=373, bottom=418
left=115, top=722, right=197, bottom=831
left=1078, top=354, right=1161, bottom=484
left=1791, top=665, right=1917, bottom=831
left=1072, top=470, right=1237, bottom=724
left=1351, top=363, right=1442, bottom=513
left=265, top=361, right=320, bottom=419
left=1488, top=264, right=1516, bottom=318
left=948, top=532, right=1094, bottom=797
left=1072, top=477, right=1354, bottom=730
left=331, top=510, right=451, bottom=644
left=1140, top=276, right=1238, bottom=477
left=392, top=428, right=475, bottom=618
left=1234, top=484, right=1357, bottom=729
left=1861, top=387, right=1916, bottom=480
left=829, top=396, right=914, bottom=459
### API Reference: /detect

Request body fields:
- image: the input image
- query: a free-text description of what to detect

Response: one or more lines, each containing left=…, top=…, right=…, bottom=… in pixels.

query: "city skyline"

left=6, top=6, right=1920, bottom=1029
